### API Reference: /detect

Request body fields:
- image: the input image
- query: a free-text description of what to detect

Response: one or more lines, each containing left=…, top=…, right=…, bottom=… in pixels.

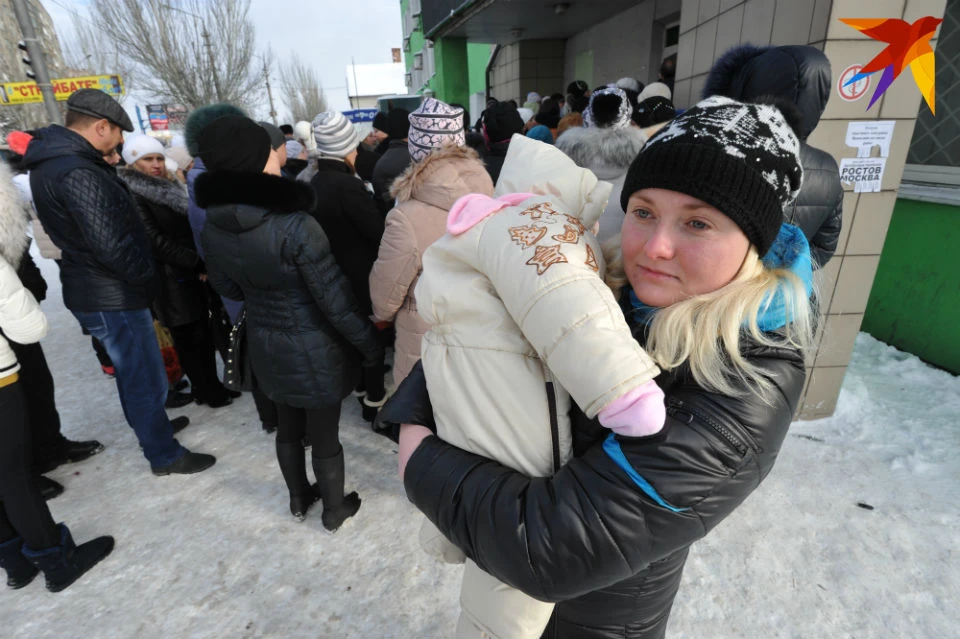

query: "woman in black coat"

left=120, top=136, right=233, bottom=407
left=196, top=116, right=384, bottom=531
left=702, top=44, right=844, bottom=269
left=307, top=111, right=388, bottom=417
left=383, top=97, right=817, bottom=638
left=307, top=111, right=385, bottom=317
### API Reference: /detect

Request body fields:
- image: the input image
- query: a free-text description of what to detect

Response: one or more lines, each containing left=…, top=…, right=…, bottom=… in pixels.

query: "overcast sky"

left=39, top=0, right=404, bottom=127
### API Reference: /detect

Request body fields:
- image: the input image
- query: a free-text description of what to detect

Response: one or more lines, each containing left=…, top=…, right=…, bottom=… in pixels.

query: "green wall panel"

left=862, top=198, right=960, bottom=373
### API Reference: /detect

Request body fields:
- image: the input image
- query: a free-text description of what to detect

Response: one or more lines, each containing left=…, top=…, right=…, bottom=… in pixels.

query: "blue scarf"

left=608, top=224, right=812, bottom=506
left=627, top=223, right=813, bottom=332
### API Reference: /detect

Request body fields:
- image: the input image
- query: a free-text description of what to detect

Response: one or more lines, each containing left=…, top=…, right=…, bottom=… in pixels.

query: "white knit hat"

left=165, top=146, right=193, bottom=171
left=638, top=81, right=672, bottom=102
left=122, top=134, right=165, bottom=165
left=615, top=77, right=640, bottom=93
left=407, top=98, right=465, bottom=162
left=312, top=111, right=360, bottom=158
left=294, top=120, right=317, bottom=154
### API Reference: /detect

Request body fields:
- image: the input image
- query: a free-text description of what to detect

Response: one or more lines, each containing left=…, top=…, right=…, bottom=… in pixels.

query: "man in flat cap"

left=23, top=89, right=216, bottom=477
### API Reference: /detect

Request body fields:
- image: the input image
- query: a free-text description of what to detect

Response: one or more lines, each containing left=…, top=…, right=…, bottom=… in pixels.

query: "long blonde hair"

left=603, top=237, right=815, bottom=401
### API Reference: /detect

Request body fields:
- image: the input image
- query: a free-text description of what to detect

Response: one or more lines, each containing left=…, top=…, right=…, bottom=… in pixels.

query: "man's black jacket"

left=24, top=125, right=156, bottom=312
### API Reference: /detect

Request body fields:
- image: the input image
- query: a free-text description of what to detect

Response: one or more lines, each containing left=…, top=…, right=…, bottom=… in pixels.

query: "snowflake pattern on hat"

left=583, top=86, right=633, bottom=130
left=645, top=95, right=802, bottom=207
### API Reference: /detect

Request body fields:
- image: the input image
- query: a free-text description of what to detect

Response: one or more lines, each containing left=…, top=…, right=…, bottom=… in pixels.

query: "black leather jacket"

left=24, top=126, right=157, bottom=312
left=381, top=324, right=805, bottom=639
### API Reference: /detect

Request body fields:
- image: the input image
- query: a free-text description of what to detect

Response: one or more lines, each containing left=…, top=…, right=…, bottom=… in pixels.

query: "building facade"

left=400, top=0, right=491, bottom=125
left=862, top=0, right=959, bottom=375
left=401, top=0, right=954, bottom=419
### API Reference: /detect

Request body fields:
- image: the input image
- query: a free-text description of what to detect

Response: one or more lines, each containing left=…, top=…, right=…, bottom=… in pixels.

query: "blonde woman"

left=385, top=96, right=815, bottom=639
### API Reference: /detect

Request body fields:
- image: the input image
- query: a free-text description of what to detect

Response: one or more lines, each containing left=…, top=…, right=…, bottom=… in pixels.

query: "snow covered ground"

left=4, top=251, right=959, bottom=638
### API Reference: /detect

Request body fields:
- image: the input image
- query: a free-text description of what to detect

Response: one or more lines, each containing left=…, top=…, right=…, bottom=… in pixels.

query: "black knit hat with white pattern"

left=621, top=95, right=803, bottom=255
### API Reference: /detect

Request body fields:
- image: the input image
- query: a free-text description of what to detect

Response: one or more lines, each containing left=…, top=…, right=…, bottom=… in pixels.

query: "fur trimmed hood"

left=390, top=144, right=493, bottom=211
left=555, top=126, right=646, bottom=180
left=0, top=162, right=29, bottom=269
left=119, top=168, right=189, bottom=216
left=702, top=44, right=831, bottom=141
left=194, top=171, right=317, bottom=214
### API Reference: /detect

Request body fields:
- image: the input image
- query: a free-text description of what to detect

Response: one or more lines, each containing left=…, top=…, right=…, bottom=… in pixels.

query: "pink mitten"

left=597, top=380, right=666, bottom=437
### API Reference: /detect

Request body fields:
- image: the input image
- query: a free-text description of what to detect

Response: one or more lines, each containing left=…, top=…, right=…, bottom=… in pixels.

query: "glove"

left=377, top=360, right=436, bottom=442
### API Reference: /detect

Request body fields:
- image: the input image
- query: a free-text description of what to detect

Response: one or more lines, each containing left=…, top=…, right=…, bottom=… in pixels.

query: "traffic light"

left=17, top=40, right=36, bottom=80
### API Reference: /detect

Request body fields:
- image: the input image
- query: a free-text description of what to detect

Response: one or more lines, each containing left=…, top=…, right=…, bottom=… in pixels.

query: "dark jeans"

left=169, top=320, right=227, bottom=403
left=7, top=340, right=67, bottom=468
left=72, top=309, right=185, bottom=468
left=275, top=403, right=341, bottom=458
left=0, top=382, right=59, bottom=549
left=92, top=336, right=112, bottom=368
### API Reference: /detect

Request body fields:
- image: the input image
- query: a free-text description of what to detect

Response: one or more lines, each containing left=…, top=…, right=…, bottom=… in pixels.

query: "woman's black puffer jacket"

left=383, top=325, right=805, bottom=638
left=702, top=44, right=843, bottom=268
left=197, top=171, right=383, bottom=409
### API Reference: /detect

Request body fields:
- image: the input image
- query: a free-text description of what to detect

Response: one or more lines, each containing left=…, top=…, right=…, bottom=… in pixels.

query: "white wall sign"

left=840, top=157, right=887, bottom=193
left=846, top=120, right=895, bottom=158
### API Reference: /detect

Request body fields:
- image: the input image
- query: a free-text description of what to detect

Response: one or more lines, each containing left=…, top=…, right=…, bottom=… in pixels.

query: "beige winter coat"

left=416, top=135, right=660, bottom=477
left=369, top=145, right=494, bottom=386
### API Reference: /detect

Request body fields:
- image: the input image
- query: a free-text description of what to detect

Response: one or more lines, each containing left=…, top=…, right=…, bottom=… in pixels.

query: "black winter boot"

left=0, top=537, right=38, bottom=589
left=313, top=447, right=360, bottom=532
left=21, top=524, right=114, bottom=592
left=37, top=475, right=64, bottom=501
left=276, top=441, right=318, bottom=522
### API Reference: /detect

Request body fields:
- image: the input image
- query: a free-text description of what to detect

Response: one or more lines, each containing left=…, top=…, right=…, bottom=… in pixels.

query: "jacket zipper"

left=667, top=397, right=754, bottom=456
left=545, top=380, right=562, bottom=474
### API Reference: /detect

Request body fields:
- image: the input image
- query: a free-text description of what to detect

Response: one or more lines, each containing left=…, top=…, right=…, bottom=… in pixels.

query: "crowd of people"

left=0, top=43, right=843, bottom=639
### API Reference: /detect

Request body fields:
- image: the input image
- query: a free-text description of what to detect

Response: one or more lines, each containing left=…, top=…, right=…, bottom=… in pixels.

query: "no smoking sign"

left=838, top=64, right=870, bottom=102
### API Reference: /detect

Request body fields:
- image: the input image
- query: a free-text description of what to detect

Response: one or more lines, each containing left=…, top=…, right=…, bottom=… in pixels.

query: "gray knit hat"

left=408, top=98, right=465, bottom=162
left=312, top=111, right=361, bottom=158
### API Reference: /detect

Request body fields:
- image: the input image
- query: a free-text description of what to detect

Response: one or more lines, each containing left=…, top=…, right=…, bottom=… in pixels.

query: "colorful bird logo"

left=839, top=16, right=942, bottom=114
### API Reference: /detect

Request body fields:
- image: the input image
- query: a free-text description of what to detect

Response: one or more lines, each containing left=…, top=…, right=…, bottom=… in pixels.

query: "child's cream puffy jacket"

left=416, top=135, right=660, bottom=476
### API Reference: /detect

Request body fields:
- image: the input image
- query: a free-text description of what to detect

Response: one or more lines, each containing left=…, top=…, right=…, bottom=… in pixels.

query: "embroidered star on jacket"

left=526, top=244, right=568, bottom=275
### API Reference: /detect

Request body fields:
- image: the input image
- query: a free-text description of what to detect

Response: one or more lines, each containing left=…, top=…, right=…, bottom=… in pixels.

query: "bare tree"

left=62, top=9, right=137, bottom=106
left=86, top=0, right=260, bottom=110
left=278, top=52, right=327, bottom=123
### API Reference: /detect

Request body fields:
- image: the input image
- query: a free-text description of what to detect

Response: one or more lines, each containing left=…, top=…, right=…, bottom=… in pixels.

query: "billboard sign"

left=343, top=109, right=380, bottom=123
left=165, top=104, right=189, bottom=128
left=146, top=104, right=169, bottom=131
left=0, top=75, right=124, bottom=105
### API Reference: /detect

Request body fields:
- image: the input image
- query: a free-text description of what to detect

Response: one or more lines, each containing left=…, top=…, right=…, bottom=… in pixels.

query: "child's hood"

left=494, top=134, right=613, bottom=229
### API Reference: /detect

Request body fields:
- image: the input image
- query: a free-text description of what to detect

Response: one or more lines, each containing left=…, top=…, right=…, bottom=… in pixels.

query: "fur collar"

left=0, top=163, right=29, bottom=269
left=390, top=145, right=485, bottom=203
left=194, top=171, right=317, bottom=213
left=555, top=126, right=646, bottom=179
left=120, top=168, right=189, bottom=215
